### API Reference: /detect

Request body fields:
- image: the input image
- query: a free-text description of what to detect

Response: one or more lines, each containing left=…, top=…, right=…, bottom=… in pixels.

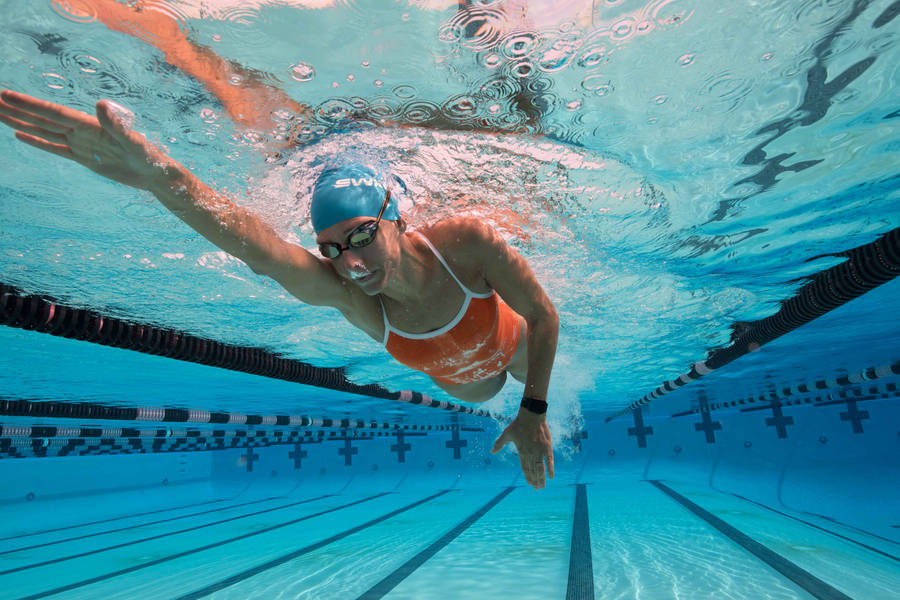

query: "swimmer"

left=0, top=90, right=558, bottom=489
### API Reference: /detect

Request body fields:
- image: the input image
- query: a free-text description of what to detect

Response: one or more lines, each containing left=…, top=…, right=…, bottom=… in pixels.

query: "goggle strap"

left=376, top=189, right=391, bottom=221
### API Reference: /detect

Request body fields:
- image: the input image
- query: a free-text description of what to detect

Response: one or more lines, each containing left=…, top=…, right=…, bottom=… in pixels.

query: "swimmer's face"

left=316, top=217, right=400, bottom=295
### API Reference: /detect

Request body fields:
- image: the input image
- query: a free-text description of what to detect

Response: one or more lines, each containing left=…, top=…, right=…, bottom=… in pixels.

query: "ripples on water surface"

left=0, top=0, right=898, bottom=424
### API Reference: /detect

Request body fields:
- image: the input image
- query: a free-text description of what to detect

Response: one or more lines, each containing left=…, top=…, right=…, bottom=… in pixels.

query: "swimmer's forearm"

left=521, top=309, right=559, bottom=406
left=145, top=161, right=286, bottom=270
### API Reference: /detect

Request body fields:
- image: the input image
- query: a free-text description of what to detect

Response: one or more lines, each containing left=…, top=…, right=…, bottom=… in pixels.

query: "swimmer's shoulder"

left=420, top=217, right=498, bottom=254
left=418, top=218, right=503, bottom=288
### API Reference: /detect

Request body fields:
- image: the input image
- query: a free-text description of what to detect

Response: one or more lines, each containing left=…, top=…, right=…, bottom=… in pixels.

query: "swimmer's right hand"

left=0, top=90, right=174, bottom=192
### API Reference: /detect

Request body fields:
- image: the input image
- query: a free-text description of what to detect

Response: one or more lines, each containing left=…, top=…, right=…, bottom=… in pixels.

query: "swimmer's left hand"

left=491, top=409, right=554, bottom=490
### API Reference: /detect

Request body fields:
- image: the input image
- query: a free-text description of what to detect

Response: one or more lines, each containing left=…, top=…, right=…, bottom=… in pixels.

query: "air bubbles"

left=610, top=18, right=635, bottom=41
left=361, top=61, right=370, bottom=68
left=366, top=97, right=401, bottom=119
left=482, top=53, right=502, bottom=69
left=651, top=0, right=695, bottom=28
left=41, top=72, right=70, bottom=91
left=199, top=108, right=219, bottom=123
left=566, top=100, right=583, bottom=111
left=581, top=75, right=614, bottom=97
left=316, top=98, right=355, bottom=124
left=51, top=0, right=96, bottom=23
left=346, top=74, right=355, bottom=82
left=677, top=53, right=696, bottom=67
left=489, top=103, right=501, bottom=114
left=501, top=33, right=540, bottom=60
left=653, top=95, right=668, bottom=104
left=289, top=62, right=316, bottom=82
left=510, top=61, right=535, bottom=78
left=443, top=95, right=478, bottom=119
left=760, top=52, right=774, bottom=62
left=401, top=100, right=440, bottom=123
left=477, top=77, right=517, bottom=100
left=438, top=22, right=463, bottom=44
left=373, top=80, right=383, bottom=87
left=537, top=34, right=580, bottom=72
left=392, top=84, right=417, bottom=99
left=703, top=72, right=752, bottom=111
left=440, top=5, right=506, bottom=51
left=579, top=46, right=611, bottom=69
left=72, top=54, right=101, bottom=73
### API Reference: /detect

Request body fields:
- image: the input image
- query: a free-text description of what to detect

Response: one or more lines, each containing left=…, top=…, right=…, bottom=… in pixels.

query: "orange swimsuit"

left=380, top=234, right=521, bottom=385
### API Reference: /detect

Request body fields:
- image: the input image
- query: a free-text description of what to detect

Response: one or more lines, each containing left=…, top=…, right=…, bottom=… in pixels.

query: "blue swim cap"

left=310, top=164, right=401, bottom=234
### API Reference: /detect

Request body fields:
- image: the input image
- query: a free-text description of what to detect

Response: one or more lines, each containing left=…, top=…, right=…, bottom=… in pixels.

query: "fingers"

left=14, top=132, right=74, bottom=160
left=546, top=451, right=554, bottom=480
left=519, top=454, right=546, bottom=490
left=491, top=431, right=509, bottom=454
left=0, top=111, right=69, bottom=144
left=0, top=90, right=93, bottom=129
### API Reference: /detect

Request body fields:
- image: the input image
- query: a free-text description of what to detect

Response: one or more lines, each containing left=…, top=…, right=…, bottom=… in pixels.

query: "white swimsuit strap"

left=379, top=296, right=392, bottom=346
left=415, top=233, right=493, bottom=299
left=380, top=232, right=494, bottom=344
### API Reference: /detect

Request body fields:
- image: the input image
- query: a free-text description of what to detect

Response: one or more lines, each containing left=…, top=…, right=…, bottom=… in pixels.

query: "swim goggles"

left=317, top=189, right=392, bottom=259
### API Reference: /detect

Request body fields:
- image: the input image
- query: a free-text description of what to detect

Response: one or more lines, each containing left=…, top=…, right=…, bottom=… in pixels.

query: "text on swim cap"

left=334, top=177, right=377, bottom=188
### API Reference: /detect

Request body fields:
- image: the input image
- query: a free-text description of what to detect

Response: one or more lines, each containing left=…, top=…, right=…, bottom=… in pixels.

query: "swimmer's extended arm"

left=447, top=219, right=558, bottom=490
left=0, top=90, right=349, bottom=308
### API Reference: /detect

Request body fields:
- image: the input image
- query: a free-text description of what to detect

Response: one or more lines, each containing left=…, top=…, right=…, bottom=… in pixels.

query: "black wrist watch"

left=520, top=396, right=548, bottom=415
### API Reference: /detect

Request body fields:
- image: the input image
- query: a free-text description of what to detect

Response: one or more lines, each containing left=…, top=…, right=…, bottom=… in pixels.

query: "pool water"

left=1, top=0, right=899, bottom=598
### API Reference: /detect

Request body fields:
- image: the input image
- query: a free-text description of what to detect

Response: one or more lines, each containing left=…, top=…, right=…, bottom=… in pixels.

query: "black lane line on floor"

left=0, top=497, right=279, bottom=556
left=357, top=487, right=515, bottom=600
left=566, top=484, right=595, bottom=600
left=0, top=497, right=231, bottom=543
left=176, top=489, right=454, bottom=600
left=803, top=511, right=900, bottom=547
left=2, top=493, right=335, bottom=577
left=16, top=493, right=388, bottom=600
left=648, top=481, right=853, bottom=600
left=730, top=494, right=900, bottom=564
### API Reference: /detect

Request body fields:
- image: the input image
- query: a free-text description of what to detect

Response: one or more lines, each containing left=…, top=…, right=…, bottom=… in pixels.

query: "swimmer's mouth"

left=348, top=270, right=375, bottom=282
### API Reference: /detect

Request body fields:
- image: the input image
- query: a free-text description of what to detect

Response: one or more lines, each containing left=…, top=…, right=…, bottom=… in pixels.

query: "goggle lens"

left=316, top=189, right=391, bottom=259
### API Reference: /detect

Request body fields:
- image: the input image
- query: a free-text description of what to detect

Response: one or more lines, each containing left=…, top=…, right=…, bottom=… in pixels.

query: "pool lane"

left=0, top=496, right=233, bottom=545
left=171, top=487, right=508, bottom=600
left=358, top=487, right=515, bottom=599
left=0, top=494, right=334, bottom=576
left=649, top=481, right=851, bottom=600
left=585, top=476, right=809, bottom=599
left=659, top=481, right=900, bottom=599
left=0, top=496, right=280, bottom=557
left=380, top=484, right=573, bottom=599
left=5, top=492, right=389, bottom=599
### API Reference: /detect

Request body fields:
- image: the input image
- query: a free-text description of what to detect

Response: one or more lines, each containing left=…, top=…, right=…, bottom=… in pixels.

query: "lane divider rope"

left=0, top=283, right=499, bottom=419
left=608, top=225, right=900, bottom=421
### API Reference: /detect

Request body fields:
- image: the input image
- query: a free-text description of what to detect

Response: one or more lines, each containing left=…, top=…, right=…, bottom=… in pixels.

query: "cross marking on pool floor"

left=694, top=410, right=722, bottom=443
left=338, top=438, right=358, bottom=466
left=289, top=442, right=307, bottom=469
left=627, top=407, right=654, bottom=448
left=764, top=400, right=794, bottom=439
left=839, top=400, right=869, bottom=433
left=446, top=427, right=467, bottom=459
left=391, top=431, right=412, bottom=463
left=243, top=447, right=259, bottom=472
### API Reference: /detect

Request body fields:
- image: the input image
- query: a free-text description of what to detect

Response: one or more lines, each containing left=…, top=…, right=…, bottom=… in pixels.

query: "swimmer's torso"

left=326, top=221, right=525, bottom=384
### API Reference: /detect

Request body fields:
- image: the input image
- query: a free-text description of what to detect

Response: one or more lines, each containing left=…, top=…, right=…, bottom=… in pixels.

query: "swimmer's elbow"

left=528, top=301, right=559, bottom=331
